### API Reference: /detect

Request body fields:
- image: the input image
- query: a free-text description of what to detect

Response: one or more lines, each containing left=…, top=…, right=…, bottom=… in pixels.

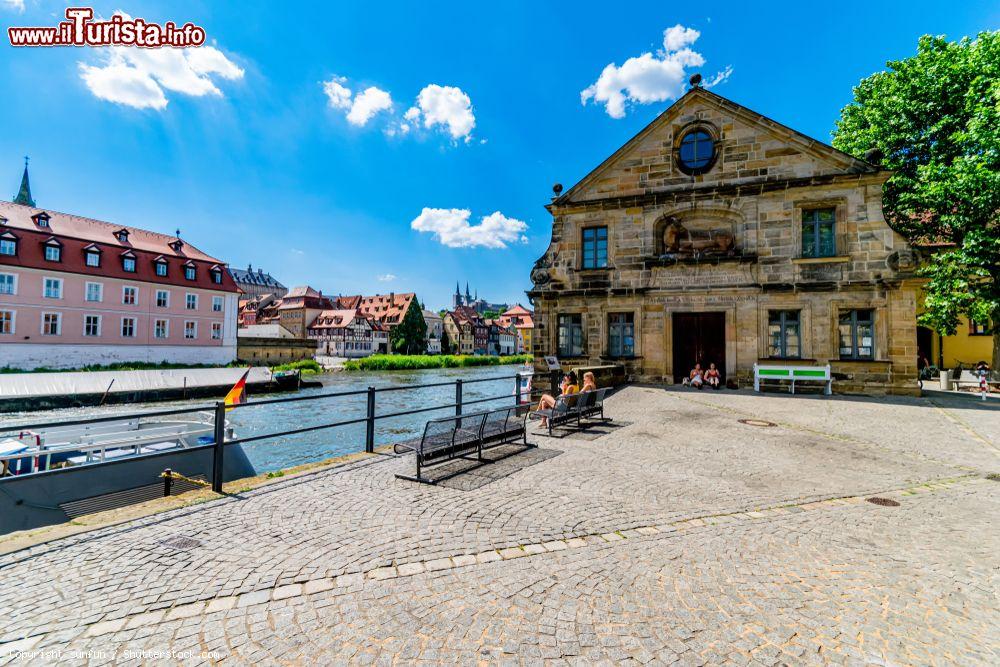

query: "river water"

left=0, top=366, right=533, bottom=473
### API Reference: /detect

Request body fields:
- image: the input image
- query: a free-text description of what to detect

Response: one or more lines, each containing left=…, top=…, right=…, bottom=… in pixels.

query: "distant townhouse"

left=269, top=286, right=335, bottom=338
left=238, top=292, right=277, bottom=327
left=307, top=309, right=375, bottom=358
left=229, top=264, right=287, bottom=299
left=443, top=311, right=472, bottom=355
left=423, top=309, right=443, bottom=354
left=337, top=292, right=419, bottom=352
left=448, top=306, right=488, bottom=355
left=0, top=173, right=239, bottom=369
left=486, top=320, right=518, bottom=356
left=498, top=304, right=534, bottom=354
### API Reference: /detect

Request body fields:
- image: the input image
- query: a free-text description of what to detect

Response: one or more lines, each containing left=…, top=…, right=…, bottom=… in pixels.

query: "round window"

left=677, top=129, right=716, bottom=175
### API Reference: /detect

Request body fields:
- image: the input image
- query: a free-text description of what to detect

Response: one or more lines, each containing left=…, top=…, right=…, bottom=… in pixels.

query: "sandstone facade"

left=528, top=87, right=920, bottom=395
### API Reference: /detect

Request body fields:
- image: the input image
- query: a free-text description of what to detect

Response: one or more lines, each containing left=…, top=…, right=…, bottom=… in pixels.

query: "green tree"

left=390, top=300, right=428, bottom=354
left=440, top=326, right=452, bottom=354
left=832, top=32, right=1000, bottom=368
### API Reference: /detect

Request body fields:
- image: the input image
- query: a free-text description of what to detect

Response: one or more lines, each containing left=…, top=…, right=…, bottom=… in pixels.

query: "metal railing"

left=0, top=372, right=543, bottom=493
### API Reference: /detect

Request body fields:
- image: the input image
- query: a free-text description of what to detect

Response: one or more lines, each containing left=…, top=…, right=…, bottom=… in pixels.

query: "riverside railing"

left=0, top=372, right=543, bottom=493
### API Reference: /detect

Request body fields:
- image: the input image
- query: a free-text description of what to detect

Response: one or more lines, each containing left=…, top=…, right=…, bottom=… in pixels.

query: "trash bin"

left=939, top=369, right=952, bottom=391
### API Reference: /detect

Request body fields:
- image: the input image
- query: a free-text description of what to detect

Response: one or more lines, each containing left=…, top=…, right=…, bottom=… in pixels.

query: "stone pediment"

left=555, top=87, right=879, bottom=206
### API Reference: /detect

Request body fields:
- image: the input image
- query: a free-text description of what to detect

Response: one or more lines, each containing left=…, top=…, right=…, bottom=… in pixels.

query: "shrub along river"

left=0, top=365, right=533, bottom=474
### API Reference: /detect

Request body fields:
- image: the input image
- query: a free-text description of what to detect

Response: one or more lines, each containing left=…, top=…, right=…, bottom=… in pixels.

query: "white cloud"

left=704, top=65, right=733, bottom=88
left=405, top=85, right=476, bottom=141
left=78, top=19, right=243, bottom=110
left=1, top=0, right=25, bottom=12
left=581, top=24, right=731, bottom=118
left=322, top=76, right=393, bottom=127
left=346, top=86, right=392, bottom=126
left=377, top=273, right=397, bottom=282
left=410, top=208, right=527, bottom=249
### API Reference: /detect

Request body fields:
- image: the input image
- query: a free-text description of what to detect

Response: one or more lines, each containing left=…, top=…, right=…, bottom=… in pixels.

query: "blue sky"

left=2, top=1, right=997, bottom=310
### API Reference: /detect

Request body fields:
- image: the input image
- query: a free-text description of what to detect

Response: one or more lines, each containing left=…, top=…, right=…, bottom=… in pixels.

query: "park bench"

left=753, top=364, right=832, bottom=395
left=394, top=406, right=534, bottom=485
left=528, top=388, right=610, bottom=437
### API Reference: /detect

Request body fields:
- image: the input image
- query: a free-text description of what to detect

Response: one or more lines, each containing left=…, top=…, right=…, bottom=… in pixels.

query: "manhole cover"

left=161, top=536, right=202, bottom=550
left=866, top=497, right=900, bottom=507
left=738, top=419, right=777, bottom=427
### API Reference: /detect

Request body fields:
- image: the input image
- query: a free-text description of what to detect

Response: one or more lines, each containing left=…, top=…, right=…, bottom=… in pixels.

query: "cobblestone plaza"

left=1, top=387, right=998, bottom=665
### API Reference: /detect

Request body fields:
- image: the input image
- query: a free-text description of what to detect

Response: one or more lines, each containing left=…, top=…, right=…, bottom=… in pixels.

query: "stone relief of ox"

left=662, top=216, right=735, bottom=256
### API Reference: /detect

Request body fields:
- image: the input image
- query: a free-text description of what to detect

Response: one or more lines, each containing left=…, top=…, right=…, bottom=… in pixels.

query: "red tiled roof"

left=347, top=292, right=416, bottom=326
left=308, top=308, right=370, bottom=330
left=0, top=200, right=223, bottom=262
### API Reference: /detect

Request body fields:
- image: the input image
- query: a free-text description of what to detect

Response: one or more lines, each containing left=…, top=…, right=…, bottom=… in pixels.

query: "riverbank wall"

left=0, top=367, right=280, bottom=413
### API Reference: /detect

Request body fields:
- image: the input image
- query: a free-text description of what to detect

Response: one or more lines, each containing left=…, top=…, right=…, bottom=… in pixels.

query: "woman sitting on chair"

left=581, top=371, right=598, bottom=393
left=536, top=371, right=580, bottom=427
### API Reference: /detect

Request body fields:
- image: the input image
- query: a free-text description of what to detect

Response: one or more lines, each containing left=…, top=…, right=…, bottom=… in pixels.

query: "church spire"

left=13, top=157, right=35, bottom=207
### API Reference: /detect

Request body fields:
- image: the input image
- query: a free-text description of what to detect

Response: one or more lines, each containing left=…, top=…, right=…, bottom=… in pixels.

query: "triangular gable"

left=42, top=235, right=62, bottom=246
left=556, top=86, right=878, bottom=205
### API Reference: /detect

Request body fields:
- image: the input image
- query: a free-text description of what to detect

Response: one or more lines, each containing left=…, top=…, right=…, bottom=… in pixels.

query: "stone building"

left=528, top=85, right=920, bottom=395
left=229, top=265, right=287, bottom=299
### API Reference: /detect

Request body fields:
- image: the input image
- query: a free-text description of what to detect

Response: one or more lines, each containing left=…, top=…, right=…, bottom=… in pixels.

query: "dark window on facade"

left=802, top=208, right=836, bottom=258
left=608, top=312, right=635, bottom=358
left=558, top=314, right=583, bottom=357
left=123, top=257, right=136, bottom=272
left=767, top=310, right=801, bottom=358
left=85, top=251, right=101, bottom=267
left=582, top=227, right=608, bottom=269
left=677, top=129, right=715, bottom=175
left=44, top=245, right=61, bottom=262
left=838, top=309, right=875, bottom=360
left=155, top=261, right=168, bottom=277
left=184, top=266, right=196, bottom=280
left=0, top=237, right=17, bottom=256
left=211, top=269, right=222, bottom=284
left=970, top=319, right=991, bottom=336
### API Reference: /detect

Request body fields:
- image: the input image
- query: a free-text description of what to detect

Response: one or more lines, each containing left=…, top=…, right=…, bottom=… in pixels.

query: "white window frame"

left=85, top=251, right=101, bottom=268
left=186, top=293, right=198, bottom=310
left=211, top=321, right=223, bottom=340
left=44, top=245, right=61, bottom=262
left=43, top=277, right=63, bottom=299
left=184, top=266, right=196, bottom=280
left=122, top=285, right=138, bottom=306
left=212, top=296, right=224, bottom=312
left=155, top=290, right=170, bottom=308
left=121, top=317, right=136, bottom=338
left=83, top=314, right=102, bottom=337
left=154, top=319, right=169, bottom=339
left=41, top=312, right=61, bottom=336
left=155, top=261, right=168, bottom=277
left=122, top=257, right=136, bottom=273
left=0, top=239, right=15, bottom=256
left=184, top=320, right=197, bottom=339
left=85, top=281, right=104, bottom=303
left=0, top=272, right=16, bottom=296
left=0, top=309, right=14, bottom=335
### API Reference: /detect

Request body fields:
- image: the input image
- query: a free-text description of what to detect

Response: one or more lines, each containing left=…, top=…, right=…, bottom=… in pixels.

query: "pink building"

left=0, top=177, right=239, bottom=370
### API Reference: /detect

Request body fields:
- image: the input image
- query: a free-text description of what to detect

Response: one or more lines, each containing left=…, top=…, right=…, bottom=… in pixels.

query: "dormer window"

left=170, top=239, right=184, bottom=253
left=121, top=251, right=136, bottom=272
left=210, top=266, right=223, bottom=284
left=33, top=212, right=51, bottom=228
left=83, top=244, right=101, bottom=268
left=43, top=238, right=62, bottom=262
left=0, top=231, right=17, bottom=256
left=116, top=229, right=130, bottom=244
left=154, top=256, right=168, bottom=277
left=183, top=262, right=196, bottom=280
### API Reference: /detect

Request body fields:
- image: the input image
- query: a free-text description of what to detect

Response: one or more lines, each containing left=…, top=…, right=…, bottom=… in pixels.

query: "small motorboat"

left=0, top=413, right=256, bottom=535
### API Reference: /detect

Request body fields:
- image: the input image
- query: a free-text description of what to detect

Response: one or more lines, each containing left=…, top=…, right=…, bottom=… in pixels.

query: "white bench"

left=754, top=364, right=832, bottom=395
left=953, top=370, right=999, bottom=391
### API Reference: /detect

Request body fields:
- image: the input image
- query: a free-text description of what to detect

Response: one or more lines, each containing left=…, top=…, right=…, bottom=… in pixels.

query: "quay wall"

left=0, top=342, right=237, bottom=371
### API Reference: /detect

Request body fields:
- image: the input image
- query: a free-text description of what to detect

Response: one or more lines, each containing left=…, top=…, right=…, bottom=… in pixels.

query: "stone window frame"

left=579, top=225, right=610, bottom=271
left=758, top=302, right=813, bottom=360
left=674, top=122, right=720, bottom=176
left=601, top=308, right=640, bottom=360
left=828, top=298, right=887, bottom=361
left=791, top=197, right=849, bottom=261
left=556, top=312, right=586, bottom=358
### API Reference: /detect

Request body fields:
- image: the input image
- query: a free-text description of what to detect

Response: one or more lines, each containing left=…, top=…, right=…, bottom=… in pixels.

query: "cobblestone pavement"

left=1, top=386, right=998, bottom=665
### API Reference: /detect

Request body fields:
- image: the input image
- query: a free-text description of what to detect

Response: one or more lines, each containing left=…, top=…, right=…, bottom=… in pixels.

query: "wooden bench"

left=753, top=364, right=832, bottom=395
left=528, top=388, right=610, bottom=436
left=394, top=406, right=534, bottom=485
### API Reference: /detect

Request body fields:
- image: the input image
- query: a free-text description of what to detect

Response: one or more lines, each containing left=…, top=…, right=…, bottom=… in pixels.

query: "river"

left=0, top=366, right=534, bottom=473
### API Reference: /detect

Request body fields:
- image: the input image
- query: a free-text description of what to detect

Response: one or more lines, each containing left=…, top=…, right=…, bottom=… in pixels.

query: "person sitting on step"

left=704, top=363, right=721, bottom=389
left=687, top=364, right=704, bottom=389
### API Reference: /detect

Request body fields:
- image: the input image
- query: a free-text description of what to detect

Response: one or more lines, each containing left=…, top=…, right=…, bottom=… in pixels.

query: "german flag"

left=224, top=369, right=250, bottom=408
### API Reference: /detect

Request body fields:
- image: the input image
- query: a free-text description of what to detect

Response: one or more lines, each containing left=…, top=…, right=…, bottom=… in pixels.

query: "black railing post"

left=163, top=468, right=173, bottom=497
left=514, top=372, right=521, bottom=406
left=455, top=379, right=463, bottom=427
left=211, top=401, right=226, bottom=493
left=365, top=387, right=375, bottom=453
